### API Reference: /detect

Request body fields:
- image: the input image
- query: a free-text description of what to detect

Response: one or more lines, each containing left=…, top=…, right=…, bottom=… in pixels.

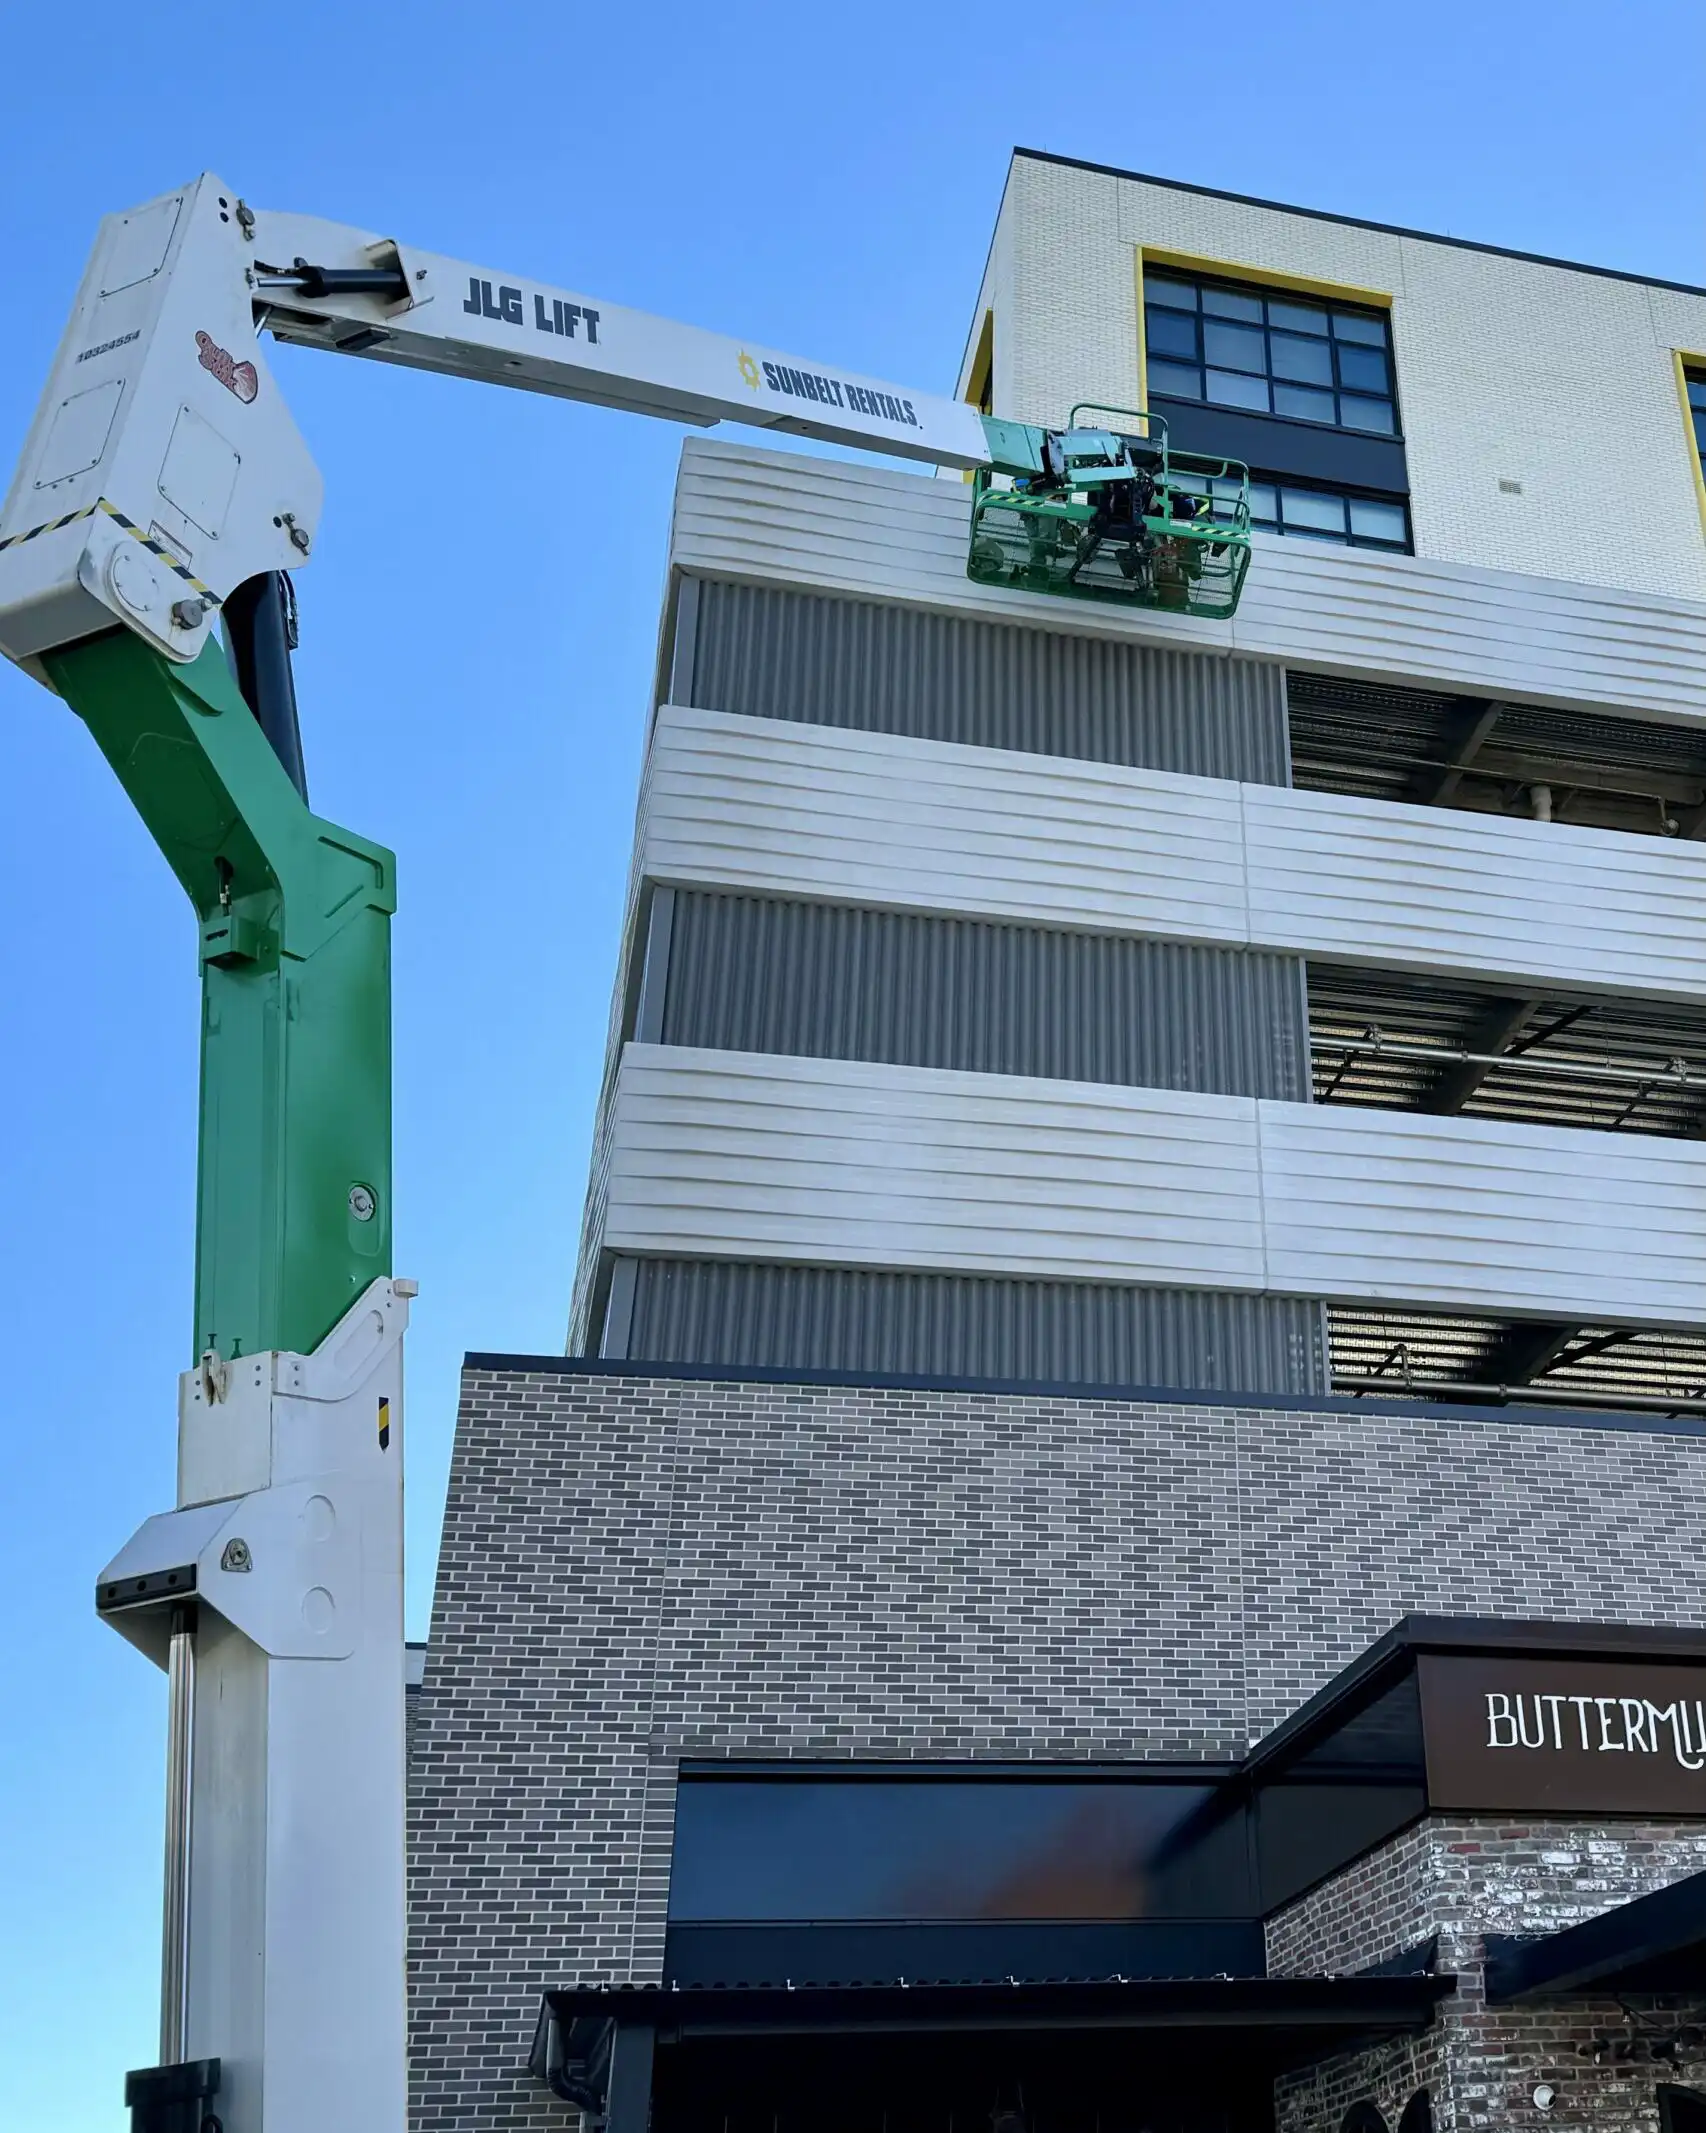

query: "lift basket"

left=967, top=407, right=1252, bottom=620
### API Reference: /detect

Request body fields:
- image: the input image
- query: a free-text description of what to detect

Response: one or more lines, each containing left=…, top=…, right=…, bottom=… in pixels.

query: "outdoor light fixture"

left=1533, top=2086, right=1556, bottom=2113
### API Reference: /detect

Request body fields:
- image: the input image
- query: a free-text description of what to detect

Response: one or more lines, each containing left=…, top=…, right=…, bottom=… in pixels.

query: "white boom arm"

left=0, top=172, right=992, bottom=681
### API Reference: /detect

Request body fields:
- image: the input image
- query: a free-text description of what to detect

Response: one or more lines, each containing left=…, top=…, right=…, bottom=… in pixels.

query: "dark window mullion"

left=1148, top=269, right=1397, bottom=437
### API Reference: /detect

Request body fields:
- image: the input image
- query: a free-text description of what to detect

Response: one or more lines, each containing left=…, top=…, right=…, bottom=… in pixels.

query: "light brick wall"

left=966, top=154, right=1706, bottom=602
left=408, top=1368, right=1706, bottom=2129
left=1270, top=1820, right=1706, bottom=2133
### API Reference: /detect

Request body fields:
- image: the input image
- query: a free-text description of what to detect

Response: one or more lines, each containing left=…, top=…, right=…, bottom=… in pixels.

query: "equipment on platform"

left=0, top=174, right=1257, bottom=2133
left=969, top=406, right=1251, bottom=617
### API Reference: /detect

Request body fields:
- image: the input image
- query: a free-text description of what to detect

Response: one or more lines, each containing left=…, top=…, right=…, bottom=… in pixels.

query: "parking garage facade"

left=408, top=158, right=1706, bottom=2133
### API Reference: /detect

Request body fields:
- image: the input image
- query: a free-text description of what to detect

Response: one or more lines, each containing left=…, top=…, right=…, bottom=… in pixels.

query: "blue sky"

left=0, top=1, right=1701, bottom=2121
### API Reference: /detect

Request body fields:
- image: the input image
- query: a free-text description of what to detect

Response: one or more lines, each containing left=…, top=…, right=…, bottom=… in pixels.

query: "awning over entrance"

left=532, top=1974, right=1456, bottom=2132
left=1486, top=1868, right=1706, bottom=2002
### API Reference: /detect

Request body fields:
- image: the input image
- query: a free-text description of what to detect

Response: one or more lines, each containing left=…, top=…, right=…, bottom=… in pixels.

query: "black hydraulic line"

left=293, top=264, right=409, bottom=298
left=254, top=257, right=411, bottom=302
left=223, top=572, right=308, bottom=800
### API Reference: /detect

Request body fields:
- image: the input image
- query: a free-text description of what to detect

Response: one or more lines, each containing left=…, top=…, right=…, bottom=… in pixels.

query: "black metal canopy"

left=532, top=1974, right=1456, bottom=2131
left=540, top=1973, right=1454, bottom=2041
left=1247, top=1616, right=1706, bottom=1782
left=1486, top=1870, right=1706, bottom=2002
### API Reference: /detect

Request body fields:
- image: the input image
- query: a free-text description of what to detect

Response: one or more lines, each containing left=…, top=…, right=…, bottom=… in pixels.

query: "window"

left=1146, top=270, right=1399, bottom=436
left=1686, top=371, right=1706, bottom=488
left=1661, top=2089, right=1706, bottom=2133
left=1179, top=472, right=1411, bottom=552
left=669, top=1774, right=1253, bottom=1922
left=1397, top=2093, right=1434, bottom=2133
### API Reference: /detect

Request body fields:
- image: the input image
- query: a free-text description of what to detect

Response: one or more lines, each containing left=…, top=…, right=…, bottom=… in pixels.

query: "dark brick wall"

left=1270, top=1820, right=1706, bottom=2133
left=407, top=1369, right=1706, bottom=2131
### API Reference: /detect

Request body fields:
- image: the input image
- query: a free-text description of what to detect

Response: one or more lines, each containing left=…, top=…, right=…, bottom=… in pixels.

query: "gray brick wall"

left=407, top=1368, right=1706, bottom=2130
left=1269, top=1819, right=1706, bottom=2133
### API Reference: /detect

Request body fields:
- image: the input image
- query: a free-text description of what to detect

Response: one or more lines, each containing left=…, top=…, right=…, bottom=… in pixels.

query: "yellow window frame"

left=1133, top=246, right=1395, bottom=414
left=1673, top=350, right=1706, bottom=546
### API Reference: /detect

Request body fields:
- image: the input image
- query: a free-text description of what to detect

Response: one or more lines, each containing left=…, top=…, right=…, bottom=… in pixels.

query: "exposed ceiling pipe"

left=1319, top=1030, right=1696, bottom=1093
left=1335, top=1373, right=1706, bottom=1416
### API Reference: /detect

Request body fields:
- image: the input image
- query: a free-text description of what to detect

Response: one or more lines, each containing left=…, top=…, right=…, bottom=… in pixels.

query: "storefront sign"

left=1418, top=1654, right=1706, bottom=1814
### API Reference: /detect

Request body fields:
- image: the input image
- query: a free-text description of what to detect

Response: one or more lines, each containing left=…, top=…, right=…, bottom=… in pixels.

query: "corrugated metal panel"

left=645, top=704, right=1706, bottom=1006
left=661, top=889, right=1309, bottom=1101
left=568, top=1076, right=620, bottom=1351
left=1259, top=1103, right=1706, bottom=1325
left=1244, top=782, right=1706, bottom=1002
left=617, top=1256, right=1327, bottom=1395
left=604, top=1045, right=1268, bottom=1291
left=603, top=1045, right=1706, bottom=1330
left=686, top=577, right=1291, bottom=784
left=643, top=703, right=1250, bottom=945
left=670, top=439, right=1706, bottom=727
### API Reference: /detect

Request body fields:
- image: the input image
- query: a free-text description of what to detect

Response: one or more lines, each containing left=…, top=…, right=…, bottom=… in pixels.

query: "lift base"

left=124, top=2059, right=221, bottom=2133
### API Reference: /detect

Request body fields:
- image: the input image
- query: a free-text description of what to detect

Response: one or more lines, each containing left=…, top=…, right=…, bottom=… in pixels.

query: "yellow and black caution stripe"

left=0, top=497, right=222, bottom=608
left=0, top=499, right=97, bottom=553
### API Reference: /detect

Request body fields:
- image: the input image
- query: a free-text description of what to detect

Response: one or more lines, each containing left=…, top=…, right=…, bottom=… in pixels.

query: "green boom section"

left=43, top=630, right=394, bottom=1365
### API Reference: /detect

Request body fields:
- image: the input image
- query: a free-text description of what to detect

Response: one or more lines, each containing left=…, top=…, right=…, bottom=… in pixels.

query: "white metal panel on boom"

left=0, top=173, right=991, bottom=681
left=245, top=202, right=993, bottom=460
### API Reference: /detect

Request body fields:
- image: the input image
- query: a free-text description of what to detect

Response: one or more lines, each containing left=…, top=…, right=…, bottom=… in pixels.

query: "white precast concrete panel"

left=605, top=1046, right=1267, bottom=1287
left=996, top=152, right=1706, bottom=601
left=641, top=702, right=1706, bottom=1007
left=671, top=441, right=1706, bottom=727
left=1241, top=782, right=1706, bottom=997
left=602, top=1048, right=1706, bottom=1332
left=1002, top=153, right=1145, bottom=438
left=644, top=704, right=1250, bottom=941
left=1257, top=1104, right=1706, bottom=1324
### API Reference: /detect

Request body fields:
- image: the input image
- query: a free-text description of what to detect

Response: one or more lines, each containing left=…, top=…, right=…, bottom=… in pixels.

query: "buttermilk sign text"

left=1418, top=1653, right=1706, bottom=1813
left=1484, top=1689, right=1706, bottom=1767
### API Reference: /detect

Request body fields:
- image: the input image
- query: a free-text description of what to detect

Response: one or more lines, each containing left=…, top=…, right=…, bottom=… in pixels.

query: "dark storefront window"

left=1145, top=271, right=1399, bottom=437
left=669, top=1773, right=1253, bottom=1922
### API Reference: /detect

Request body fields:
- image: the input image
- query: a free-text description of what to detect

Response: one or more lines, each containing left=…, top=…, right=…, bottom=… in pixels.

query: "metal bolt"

left=220, top=1538, right=252, bottom=1573
left=281, top=512, right=311, bottom=555
left=171, top=595, right=211, bottom=629
left=348, top=1184, right=377, bottom=1223
left=235, top=201, right=256, bottom=239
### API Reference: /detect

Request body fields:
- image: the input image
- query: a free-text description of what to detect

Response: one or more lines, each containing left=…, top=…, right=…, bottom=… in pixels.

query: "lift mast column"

left=69, top=622, right=409, bottom=2133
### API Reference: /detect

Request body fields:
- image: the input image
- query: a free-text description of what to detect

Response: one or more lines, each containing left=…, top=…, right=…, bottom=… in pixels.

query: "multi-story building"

left=409, top=155, right=1706, bottom=2133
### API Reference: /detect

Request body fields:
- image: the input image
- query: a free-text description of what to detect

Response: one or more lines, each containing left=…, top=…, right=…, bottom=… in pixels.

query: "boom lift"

left=0, top=175, right=1254, bottom=2133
